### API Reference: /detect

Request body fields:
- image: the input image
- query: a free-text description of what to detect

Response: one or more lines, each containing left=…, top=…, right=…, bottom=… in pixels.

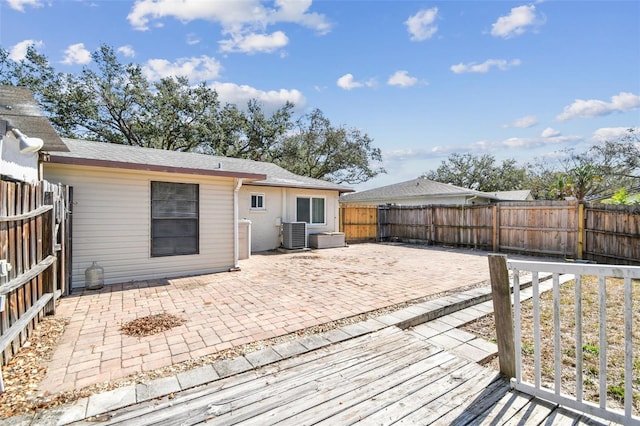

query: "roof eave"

left=246, top=181, right=355, bottom=193
left=46, top=155, right=267, bottom=181
left=342, top=192, right=495, bottom=202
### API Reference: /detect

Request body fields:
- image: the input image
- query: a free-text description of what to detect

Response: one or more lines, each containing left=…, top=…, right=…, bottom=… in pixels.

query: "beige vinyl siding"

left=44, top=163, right=235, bottom=288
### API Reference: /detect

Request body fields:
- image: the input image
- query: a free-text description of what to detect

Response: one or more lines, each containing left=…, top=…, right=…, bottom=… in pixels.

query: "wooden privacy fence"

left=340, top=201, right=640, bottom=265
left=0, top=180, right=69, bottom=381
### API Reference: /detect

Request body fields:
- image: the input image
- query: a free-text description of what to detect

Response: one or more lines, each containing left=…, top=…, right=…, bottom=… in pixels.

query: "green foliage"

left=0, top=44, right=385, bottom=184
left=421, top=129, right=640, bottom=200
left=422, top=153, right=527, bottom=192
left=607, top=384, right=625, bottom=402
left=277, top=109, right=385, bottom=184
left=583, top=344, right=600, bottom=356
left=521, top=342, right=535, bottom=356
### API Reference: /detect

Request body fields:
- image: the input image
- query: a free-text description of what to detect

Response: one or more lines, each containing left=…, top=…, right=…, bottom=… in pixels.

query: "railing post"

left=488, top=253, right=516, bottom=378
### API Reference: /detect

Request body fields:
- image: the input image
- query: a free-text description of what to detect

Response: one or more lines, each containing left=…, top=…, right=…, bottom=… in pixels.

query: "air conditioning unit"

left=282, top=222, right=307, bottom=249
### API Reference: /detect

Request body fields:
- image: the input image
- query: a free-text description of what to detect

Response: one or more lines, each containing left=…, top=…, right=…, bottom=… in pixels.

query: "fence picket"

left=0, top=180, right=68, bottom=368
left=341, top=201, right=640, bottom=265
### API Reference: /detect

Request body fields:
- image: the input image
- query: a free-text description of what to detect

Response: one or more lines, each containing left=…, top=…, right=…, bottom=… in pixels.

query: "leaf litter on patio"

left=120, top=313, right=186, bottom=337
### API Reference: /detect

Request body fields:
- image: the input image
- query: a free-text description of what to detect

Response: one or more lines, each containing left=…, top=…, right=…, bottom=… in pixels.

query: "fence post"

left=488, top=253, right=516, bottom=378
left=577, top=203, right=584, bottom=260
left=492, top=204, right=499, bottom=252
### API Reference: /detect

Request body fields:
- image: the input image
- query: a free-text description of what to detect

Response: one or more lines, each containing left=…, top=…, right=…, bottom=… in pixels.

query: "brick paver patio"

left=38, top=243, right=494, bottom=395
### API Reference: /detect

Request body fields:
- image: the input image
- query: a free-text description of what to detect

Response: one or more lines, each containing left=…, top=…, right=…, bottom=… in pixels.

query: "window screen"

left=251, top=194, right=264, bottom=209
left=151, top=182, right=199, bottom=257
left=296, top=197, right=325, bottom=224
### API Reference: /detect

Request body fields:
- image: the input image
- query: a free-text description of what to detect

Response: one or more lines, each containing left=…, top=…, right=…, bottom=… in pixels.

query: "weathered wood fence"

left=340, top=201, right=640, bottom=265
left=0, top=180, right=70, bottom=375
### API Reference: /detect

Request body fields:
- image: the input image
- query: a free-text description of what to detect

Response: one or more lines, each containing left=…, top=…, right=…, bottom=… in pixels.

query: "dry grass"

left=464, top=276, right=640, bottom=416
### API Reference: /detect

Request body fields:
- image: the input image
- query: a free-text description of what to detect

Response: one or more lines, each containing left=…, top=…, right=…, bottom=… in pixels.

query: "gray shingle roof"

left=0, top=86, right=68, bottom=152
left=490, top=190, right=533, bottom=201
left=340, top=177, right=498, bottom=203
left=50, top=138, right=353, bottom=193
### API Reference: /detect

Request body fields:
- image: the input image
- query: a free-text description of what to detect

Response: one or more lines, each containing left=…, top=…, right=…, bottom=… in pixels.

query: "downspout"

left=232, top=178, right=243, bottom=270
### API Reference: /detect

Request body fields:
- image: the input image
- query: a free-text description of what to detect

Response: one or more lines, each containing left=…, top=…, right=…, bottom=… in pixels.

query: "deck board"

left=72, top=326, right=611, bottom=426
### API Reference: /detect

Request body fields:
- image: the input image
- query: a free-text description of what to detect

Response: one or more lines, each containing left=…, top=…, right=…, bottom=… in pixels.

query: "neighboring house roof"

left=48, top=138, right=354, bottom=193
left=340, top=177, right=499, bottom=204
left=490, top=190, right=533, bottom=201
left=0, top=86, right=68, bottom=152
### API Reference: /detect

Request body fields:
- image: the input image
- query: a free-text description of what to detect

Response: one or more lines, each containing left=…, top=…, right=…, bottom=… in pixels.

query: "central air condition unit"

left=282, top=222, right=307, bottom=249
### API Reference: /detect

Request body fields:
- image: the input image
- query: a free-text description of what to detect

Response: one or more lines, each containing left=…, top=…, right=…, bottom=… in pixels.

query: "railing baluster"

left=505, top=259, right=640, bottom=426
left=513, top=270, right=522, bottom=384
left=624, top=276, right=633, bottom=419
left=553, top=272, right=561, bottom=395
left=598, top=275, right=607, bottom=409
left=575, top=274, right=583, bottom=403
left=533, top=271, right=541, bottom=389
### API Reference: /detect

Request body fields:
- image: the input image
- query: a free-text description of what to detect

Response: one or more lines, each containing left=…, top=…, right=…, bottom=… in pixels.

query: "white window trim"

left=250, top=193, right=266, bottom=211
left=295, top=195, right=327, bottom=226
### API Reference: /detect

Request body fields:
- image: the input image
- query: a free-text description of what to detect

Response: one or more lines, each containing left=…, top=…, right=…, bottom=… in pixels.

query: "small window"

left=251, top=194, right=265, bottom=210
left=151, top=181, right=199, bottom=257
left=296, top=196, right=325, bottom=225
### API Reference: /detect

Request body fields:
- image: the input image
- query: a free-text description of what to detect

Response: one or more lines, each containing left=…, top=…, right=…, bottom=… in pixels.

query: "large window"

left=296, top=196, right=325, bottom=225
left=151, top=181, right=199, bottom=257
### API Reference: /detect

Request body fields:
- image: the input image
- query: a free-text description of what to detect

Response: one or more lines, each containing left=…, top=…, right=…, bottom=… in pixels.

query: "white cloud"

left=557, top=92, right=640, bottom=121
left=491, top=4, right=542, bottom=39
left=186, top=33, right=201, bottom=45
left=591, top=127, right=640, bottom=142
left=337, top=74, right=361, bottom=90
left=219, top=31, right=289, bottom=54
left=504, top=115, right=538, bottom=128
left=541, top=127, right=561, bottom=138
left=61, top=43, right=91, bottom=65
left=424, top=133, right=581, bottom=158
left=336, top=73, right=375, bottom=90
left=117, top=45, right=136, bottom=58
left=450, top=58, right=521, bottom=74
left=405, top=7, right=438, bottom=41
left=271, top=0, right=332, bottom=35
left=387, top=71, right=418, bottom=88
left=142, top=56, right=223, bottom=83
left=6, top=0, right=41, bottom=12
left=127, top=0, right=331, bottom=34
left=211, top=82, right=306, bottom=113
left=9, top=39, right=44, bottom=61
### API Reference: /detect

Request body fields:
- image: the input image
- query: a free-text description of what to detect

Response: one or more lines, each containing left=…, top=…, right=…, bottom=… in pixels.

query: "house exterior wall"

left=341, top=195, right=493, bottom=206
left=0, top=134, right=39, bottom=183
left=44, top=163, right=236, bottom=288
left=239, top=185, right=340, bottom=252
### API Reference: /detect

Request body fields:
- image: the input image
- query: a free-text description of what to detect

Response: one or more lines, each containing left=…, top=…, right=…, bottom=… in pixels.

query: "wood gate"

left=0, top=180, right=70, bottom=389
left=339, top=204, right=378, bottom=242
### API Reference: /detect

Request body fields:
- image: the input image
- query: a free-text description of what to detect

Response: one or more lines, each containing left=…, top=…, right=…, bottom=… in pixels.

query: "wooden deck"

left=75, top=327, right=609, bottom=425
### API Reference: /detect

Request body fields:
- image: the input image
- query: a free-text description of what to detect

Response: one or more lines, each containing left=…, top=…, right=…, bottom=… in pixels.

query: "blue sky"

left=1, top=0, right=639, bottom=191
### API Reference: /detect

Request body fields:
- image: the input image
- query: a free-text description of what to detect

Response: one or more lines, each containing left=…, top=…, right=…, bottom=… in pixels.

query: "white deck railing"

left=506, top=260, right=640, bottom=426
